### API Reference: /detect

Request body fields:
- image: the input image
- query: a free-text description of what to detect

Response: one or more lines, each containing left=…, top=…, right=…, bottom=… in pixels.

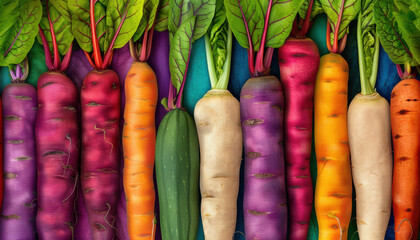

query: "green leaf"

left=0, top=0, right=42, bottom=67
left=299, top=0, right=324, bottom=21
left=38, top=1, right=74, bottom=56
left=155, top=0, right=169, bottom=31
left=395, top=10, right=420, bottom=66
left=169, top=16, right=195, bottom=92
left=69, top=0, right=108, bottom=52
left=106, top=0, right=145, bottom=49
left=50, top=0, right=71, bottom=22
left=374, top=0, right=417, bottom=66
left=133, top=0, right=159, bottom=42
left=0, top=0, right=19, bottom=37
left=208, top=1, right=227, bottom=80
left=224, top=0, right=264, bottom=50
left=169, top=0, right=216, bottom=40
left=410, top=2, right=420, bottom=31
left=320, top=0, right=361, bottom=42
left=360, top=0, right=376, bottom=79
left=266, top=0, right=305, bottom=48
left=209, top=0, right=226, bottom=38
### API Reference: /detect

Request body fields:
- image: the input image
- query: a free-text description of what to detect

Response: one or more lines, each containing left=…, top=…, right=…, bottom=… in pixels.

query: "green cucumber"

left=155, top=108, right=200, bottom=240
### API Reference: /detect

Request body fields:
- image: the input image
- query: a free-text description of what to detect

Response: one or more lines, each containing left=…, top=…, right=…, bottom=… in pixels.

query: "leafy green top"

left=0, top=0, right=43, bottom=68
left=321, top=0, right=360, bottom=49
left=224, top=0, right=304, bottom=76
left=68, top=0, right=144, bottom=70
left=374, top=0, right=420, bottom=71
left=357, top=0, right=379, bottom=95
left=130, top=0, right=169, bottom=62
left=205, top=0, right=232, bottom=90
left=164, top=0, right=216, bottom=109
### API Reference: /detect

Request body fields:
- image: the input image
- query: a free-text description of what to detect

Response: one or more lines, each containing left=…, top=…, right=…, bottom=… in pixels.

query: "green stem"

left=204, top=34, right=217, bottom=89
left=215, top=27, right=232, bottom=90
left=369, top=32, right=380, bottom=89
left=357, top=14, right=374, bottom=95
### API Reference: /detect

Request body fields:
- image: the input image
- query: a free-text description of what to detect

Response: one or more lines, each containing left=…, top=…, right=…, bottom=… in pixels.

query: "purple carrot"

left=278, top=37, right=319, bottom=240
left=0, top=69, right=37, bottom=240
left=240, top=76, right=286, bottom=239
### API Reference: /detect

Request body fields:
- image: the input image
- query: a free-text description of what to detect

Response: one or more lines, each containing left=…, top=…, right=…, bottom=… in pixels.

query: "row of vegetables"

left=0, top=0, right=419, bottom=239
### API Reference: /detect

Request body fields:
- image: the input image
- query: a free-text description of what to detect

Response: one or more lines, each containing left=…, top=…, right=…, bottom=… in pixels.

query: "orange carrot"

left=314, top=53, right=352, bottom=240
left=122, top=61, right=157, bottom=240
left=390, top=78, right=420, bottom=240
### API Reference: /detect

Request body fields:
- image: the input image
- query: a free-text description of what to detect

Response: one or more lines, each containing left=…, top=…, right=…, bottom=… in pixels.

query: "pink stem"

left=297, top=0, right=314, bottom=36
left=59, top=42, right=73, bottom=72
left=255, top=0, right=273, bottom=75
left=47, top=0, right=61, bottom=70
left=332, top=0, right=346, bottom=53
left=39, top=26, right=54, bottom=70
left=263, top=47, right=274, bottom=70
left=396, top=64, right=403, bottom=79
left=129, top=39, right=139, bottom=61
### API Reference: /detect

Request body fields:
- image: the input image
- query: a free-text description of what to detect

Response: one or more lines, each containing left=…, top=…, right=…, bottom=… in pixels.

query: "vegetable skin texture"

left=390, top=78, right=420, bottom=240
left=0, top=83, right=37, bottom=240
left=240, top=76, right=286, bottom=240
left=348, top=93, right=392, bottom=240
left=155, top=108, right=200, bottom=240
left=278, top=37, right=319, bottom=240
left=0, top=98, right=3, bottom=209
left=194, top=89, right=242, bottom=240
left=314, top=53, right=352, bottom=240
left=35, top=71, right=79, bottom=239
left=80, top=69, right=120, bottom=240
left=123, top=61, right=157, bottom=240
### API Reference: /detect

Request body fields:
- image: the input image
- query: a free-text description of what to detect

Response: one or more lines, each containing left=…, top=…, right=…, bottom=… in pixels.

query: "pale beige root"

left=348, top=93, right=393, bottom=240
left=194, top=89, right=243, bottom=240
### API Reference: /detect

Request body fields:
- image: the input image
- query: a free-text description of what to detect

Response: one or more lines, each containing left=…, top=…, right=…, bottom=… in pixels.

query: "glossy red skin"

left=35, top=72, right=79, bottom=239
left=278, top=38, right=319, bottom=240
left=80, top=70, right=120, bottom=240
left=0, top=83, right=37, bottom=240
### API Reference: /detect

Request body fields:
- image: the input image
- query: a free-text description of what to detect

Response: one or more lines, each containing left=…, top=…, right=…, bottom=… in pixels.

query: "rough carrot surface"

left=80, top=70, right=121, bottom=240
left=314, top=53, right=352, bottom=240
left=390, top=78, right=420, bottom=240
left=123, top=61, right=157, bottom=240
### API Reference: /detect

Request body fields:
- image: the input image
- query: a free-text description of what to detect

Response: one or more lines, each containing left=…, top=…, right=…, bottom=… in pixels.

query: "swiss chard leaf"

left=133, top=0, right=158, bottom=42
left=50, top=0, right=71, bottom=22
left=320, top=0, right=361, bottom=42
left=224, top=0, right=264, bottom=50
left=155, top=0, right=169, bottom=31
left=0, top=1, right=19, bottom=37
left=169, top=0, right=216, bottom=40
left=265, top=0, right=305, bottom=48
left=394, top=7, right=420, bottom=66
left=0, top=0, right=42, bottom=67
left=106, top=0, right=145, bottom=49
left=169, top=16, right=195, bottom=92
left=68, top=0, right=108, bottom=52
left=38, top=1, right=74, bottom=56
left=299, top=0, right=324, bottom=21
left=374, top=0, right=417, bottom=66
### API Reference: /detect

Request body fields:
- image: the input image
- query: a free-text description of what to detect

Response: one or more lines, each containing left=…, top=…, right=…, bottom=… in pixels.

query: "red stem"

left=237, top=1, right=255, bottom=75
left=47, top=0, right=61, bottom=70
left=139, top=24, right=150, bottom=62
left=396, top=64, right=403, bottom=79
left=90, top=0, right=103, bottom=69
left=297, top=0, right=314, bottom=36
left=338, top=33, right=348, bottom=53
left=168, top=82, right=175, bottom=109
left=39, top=26, right=54, bottom=70
left=84, top=50, right=96, bottom=69
left=263, top=47, right=274, bottom=70
left=331, top=0, right=346, bottom=53
left=326, top=22, right=333, bottom=52
left=255, top=0, right=273, bottom=76
left=145, top=25, right=155, bottom=61
left=59, top=42, right=73, bottom=72
left=102, top=0, right=131, bottom=69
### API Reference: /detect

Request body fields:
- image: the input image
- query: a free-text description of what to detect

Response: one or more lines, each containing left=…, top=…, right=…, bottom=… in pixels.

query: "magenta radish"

left=68, top=0, right=144, bottom=239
